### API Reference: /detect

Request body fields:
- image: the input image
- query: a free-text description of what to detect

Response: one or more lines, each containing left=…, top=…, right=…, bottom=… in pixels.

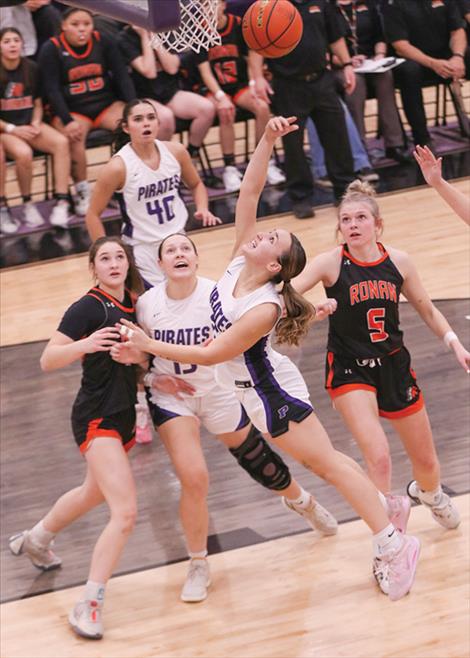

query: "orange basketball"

left=242, top=0, right=303, bottom=59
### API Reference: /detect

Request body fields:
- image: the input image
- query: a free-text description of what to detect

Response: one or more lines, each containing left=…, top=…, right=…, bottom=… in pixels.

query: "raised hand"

left=413, top=145, right=443, bottom=187
left=265, top=116, right=299, bottom=143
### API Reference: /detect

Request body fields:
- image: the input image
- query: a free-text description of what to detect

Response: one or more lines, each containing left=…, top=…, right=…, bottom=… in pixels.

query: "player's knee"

left=367, top=451, right=391, bottom=479
left=180, top=466, right=209, bottom=498
left=114, top=504, right=137, bottom=535
left=16, top=146, right=33, bottom=166
left=229, top=425, right=291, bottom=491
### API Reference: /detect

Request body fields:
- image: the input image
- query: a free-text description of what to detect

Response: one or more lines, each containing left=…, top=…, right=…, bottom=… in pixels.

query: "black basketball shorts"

left=325, top=346, right=424, bottom=418
left=72, top=406, right=136, bottom=454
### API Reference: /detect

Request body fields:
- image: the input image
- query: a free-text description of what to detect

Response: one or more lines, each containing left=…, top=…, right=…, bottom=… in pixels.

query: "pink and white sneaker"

left=386, top=495, right=411, bottom=534
left=380, top=535, right=420, bottom=601
left=135, top=404, right=152, bottom=444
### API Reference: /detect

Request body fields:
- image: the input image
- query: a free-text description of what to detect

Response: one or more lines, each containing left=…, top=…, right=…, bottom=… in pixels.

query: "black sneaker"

left=385, top=146, right=413, bottom=163
left=293, top=200, right=315, bottom=219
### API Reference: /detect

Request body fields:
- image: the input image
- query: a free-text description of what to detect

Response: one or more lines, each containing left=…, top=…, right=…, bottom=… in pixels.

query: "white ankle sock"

left=188, top=550, right=208, bottom=560
left=137, top=391, right=147, bottom=405
left=418, top=485, right=442, bottom=507
left=29, top=520, right=55, bottom=547
left=286, top=487, right=311, bottom=510
left=84, top=580, right=105, bottom=605
left=373, top=523, right=403, bottom=558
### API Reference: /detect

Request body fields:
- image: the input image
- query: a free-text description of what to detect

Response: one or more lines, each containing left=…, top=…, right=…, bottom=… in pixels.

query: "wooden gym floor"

left=0, top=181, right=469, bottom=657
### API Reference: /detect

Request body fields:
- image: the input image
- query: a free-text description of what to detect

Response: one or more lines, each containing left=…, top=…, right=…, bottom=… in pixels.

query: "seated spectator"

left=382, top=0, right=469, bottom=147
left=118, top=25, right=215, bottom=164
left=38, top=7, right=135, bottom=215
left=117, top=25, right=176, bottom=140
left=26, top=0, right=61, bottom=56
left=0, top=27, right=72, bottom=231
left=196, top=0, right=285, bottom=192
left=0, top=0, right=61, bottom=59
left=334, top=0, right=410, bottom=164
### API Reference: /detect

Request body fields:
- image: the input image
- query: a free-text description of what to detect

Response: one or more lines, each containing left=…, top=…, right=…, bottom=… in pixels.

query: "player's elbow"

left=40, top=353, right=53, bottom=372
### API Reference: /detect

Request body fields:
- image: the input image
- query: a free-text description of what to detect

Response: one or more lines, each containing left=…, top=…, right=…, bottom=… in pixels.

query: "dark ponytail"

left=112, top=98, right=159, bottom=153
left=271, top=233, right=316, bottom=346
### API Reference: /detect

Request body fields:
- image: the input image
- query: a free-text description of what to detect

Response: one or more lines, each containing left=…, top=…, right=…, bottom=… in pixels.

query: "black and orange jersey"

left=325, top=243, right=404, bottom=358
left=58, top=287, right=138, bottom=420
left=0, top=59, right=39, bottom=126
left=48, top=31, right=115, bottom=117
left=197, top=14, right=248, bottom=94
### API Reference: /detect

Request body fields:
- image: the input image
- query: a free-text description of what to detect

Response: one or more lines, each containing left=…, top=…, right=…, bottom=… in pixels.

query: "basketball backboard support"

left=58, top=0, right=181, bottom=32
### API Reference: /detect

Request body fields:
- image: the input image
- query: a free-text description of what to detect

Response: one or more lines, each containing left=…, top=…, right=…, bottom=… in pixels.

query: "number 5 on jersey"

left=367, top=308, right=389, bottom=343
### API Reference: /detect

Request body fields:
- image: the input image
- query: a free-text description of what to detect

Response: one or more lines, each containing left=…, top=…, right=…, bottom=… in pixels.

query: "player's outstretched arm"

left=414, top=145, right=470, bottom=226
left=232, top=116, right=298, bottom=257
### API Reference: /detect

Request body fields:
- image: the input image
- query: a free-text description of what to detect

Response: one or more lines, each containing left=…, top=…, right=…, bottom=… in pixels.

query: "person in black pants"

left=382, top=0, right=469, bottom=148
left=250, top=0, right=355, bottom=219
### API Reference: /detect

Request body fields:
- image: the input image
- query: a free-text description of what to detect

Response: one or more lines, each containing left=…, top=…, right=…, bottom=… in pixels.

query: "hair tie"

left=283, top=278, right=291, bottom=286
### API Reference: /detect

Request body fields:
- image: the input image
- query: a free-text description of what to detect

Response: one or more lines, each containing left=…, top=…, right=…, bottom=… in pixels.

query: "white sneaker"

left=69, top=600, right=103, bottom=639
left=407, top=481, right=460, bottom=529
left=9, top=530, right=62, bottom=571
left=49, top=201, right=71, bottom=228
left=222, top=166, right=242, bottom=193
left=23, top=202, right=44, bottom=227
left=266, top=160, right=286, bottom=185
left=181, top=559, right=211, bottom=602
left=74, top=187, right=90, bottom=215
left=0, top=206, right=19, bottom=234
left=282, top=495, right=338, bottom=535
left=373, top=534, right=420, bottom=600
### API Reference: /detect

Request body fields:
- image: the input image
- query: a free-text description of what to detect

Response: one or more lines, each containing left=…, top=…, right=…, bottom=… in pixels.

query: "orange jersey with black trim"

left=325, top=243, right=404, bottom=358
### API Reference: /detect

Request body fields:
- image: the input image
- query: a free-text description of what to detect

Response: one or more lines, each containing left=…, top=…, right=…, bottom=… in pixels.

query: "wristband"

left=341, top=61, right=353, bottom=68
left=249, top=79, right=256, bottom=87
left=452, top=53, right=465, bottom=59
left=214, top=89, right=226, bottom=101
left=443, top=330, right=458, bottom=348
left=4, top=123, right=15, bottom=134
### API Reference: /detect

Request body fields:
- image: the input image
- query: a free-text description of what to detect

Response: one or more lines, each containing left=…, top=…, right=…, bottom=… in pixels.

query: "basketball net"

left=150, top=0, right=221, bottom=53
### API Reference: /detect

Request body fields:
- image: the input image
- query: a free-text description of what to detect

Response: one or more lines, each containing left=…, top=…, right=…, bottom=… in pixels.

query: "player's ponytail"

left=271, top=233, right=315, bottom=346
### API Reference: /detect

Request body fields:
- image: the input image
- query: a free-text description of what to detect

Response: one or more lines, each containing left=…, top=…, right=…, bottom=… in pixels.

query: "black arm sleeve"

left=57, top=296, right=107, bottom=341
left=37, top=40, right=73, bottom=125
left=101, top=34, right=136, bottom=102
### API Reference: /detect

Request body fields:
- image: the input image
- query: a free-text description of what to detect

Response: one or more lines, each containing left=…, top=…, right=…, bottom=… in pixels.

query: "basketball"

left=242, top=0, right=303, bottom=58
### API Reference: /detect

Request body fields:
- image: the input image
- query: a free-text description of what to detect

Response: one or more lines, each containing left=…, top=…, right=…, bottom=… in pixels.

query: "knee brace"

left=229, top=425, right=292, bottom=491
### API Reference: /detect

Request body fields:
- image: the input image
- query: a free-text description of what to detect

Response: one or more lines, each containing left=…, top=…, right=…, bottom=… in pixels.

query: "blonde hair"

left=336, top=179, right=383, bottom=239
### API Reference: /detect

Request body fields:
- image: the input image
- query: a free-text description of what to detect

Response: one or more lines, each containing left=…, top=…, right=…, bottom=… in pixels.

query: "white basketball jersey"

left=210, top=256, right=283, bottom=389
left=114, top=140, right=188, bottom=244
left=137, top=277, right=216, bottom=396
